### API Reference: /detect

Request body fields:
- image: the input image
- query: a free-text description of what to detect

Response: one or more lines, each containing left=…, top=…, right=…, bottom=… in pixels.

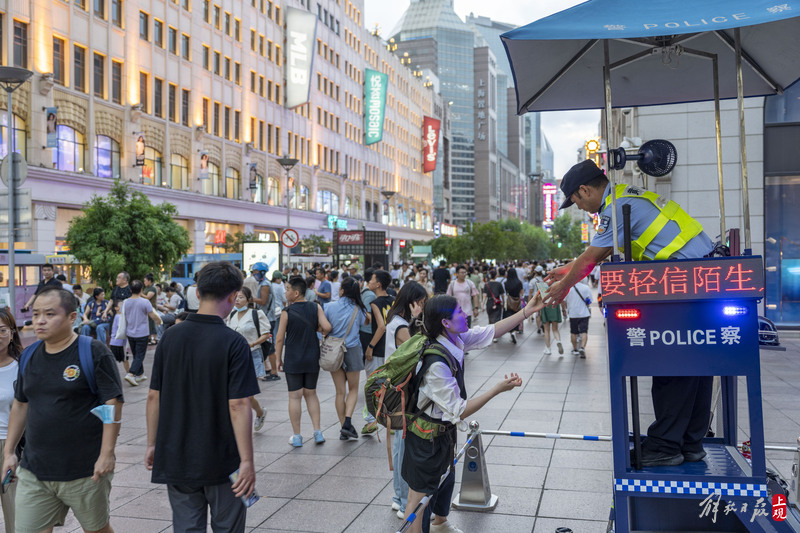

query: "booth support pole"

left=734, top=28, right=752, bottom=254
left=603, top=40, right=620, bottom=262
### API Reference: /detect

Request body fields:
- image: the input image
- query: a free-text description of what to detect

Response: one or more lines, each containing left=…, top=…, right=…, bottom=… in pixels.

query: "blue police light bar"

left=723, top=305, right=748, bottom=316
left=615, top=309, right=641, bottom=320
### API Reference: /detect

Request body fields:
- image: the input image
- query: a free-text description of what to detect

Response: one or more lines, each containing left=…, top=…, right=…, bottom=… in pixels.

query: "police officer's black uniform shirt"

left=15, top=338, right=124, bottom=481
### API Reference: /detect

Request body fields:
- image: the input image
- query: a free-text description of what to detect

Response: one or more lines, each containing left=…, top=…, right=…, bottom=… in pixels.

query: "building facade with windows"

left=0, top=0, right=444, bottom=261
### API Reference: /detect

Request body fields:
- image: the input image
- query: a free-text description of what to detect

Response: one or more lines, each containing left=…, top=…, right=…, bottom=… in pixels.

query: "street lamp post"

left=0, top=66, right=33, bottom=314
left=277, top=156, right=298, bottom=270
left=381, top=190, right=395, bottom=264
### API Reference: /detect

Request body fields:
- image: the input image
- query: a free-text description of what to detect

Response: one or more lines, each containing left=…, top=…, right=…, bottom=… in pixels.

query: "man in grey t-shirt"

left=123, top=280, right=162, bottom=387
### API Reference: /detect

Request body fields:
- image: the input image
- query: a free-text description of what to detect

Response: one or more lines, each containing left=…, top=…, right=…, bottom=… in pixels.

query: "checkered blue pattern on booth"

left=614, top=478, right=767, bottom=497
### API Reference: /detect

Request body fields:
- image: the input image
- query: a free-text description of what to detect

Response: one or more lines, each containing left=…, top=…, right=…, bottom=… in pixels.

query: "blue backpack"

left=19, top=336, right=97, bottom=395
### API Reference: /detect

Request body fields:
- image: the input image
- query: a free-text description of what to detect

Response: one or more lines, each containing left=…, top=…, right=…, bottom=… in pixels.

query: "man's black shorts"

left=570, top=317, right=590, bottom=335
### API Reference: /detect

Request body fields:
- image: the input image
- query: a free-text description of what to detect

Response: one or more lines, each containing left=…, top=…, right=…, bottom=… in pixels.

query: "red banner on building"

left=337, top=231, right=364, bottom=245
left=422, top=116, right=441, bottom=173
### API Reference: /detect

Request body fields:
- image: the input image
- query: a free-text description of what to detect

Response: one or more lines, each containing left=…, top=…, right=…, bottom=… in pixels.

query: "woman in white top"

left=384, top=281, right=429, bottom=519
left=226, top=287, right=270, bottom=432
left=0, top=308, right=21, bottom=532
left=401, top=293, right=544, bottom=533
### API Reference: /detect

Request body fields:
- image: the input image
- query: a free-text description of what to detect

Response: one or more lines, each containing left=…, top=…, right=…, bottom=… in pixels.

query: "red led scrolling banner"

left=599, top=257, right=764, bottom=303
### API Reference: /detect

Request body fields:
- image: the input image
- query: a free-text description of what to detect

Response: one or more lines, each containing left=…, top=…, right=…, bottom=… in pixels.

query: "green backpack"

left=364, top=333, right=457, bottom=439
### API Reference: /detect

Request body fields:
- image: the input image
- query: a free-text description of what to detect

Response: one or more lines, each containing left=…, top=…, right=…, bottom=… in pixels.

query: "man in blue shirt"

left=545, top=160, right=714, bottom=467
left=313, top=268, right=331, bottom=307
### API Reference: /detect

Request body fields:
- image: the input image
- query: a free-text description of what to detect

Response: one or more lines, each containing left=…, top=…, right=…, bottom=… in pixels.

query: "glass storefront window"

left=143, top=147, right=163, bottom=186
left=170, top=153, right=189, bottom=189
left=203, top=162, right=221, bottom=196
left=315, top=190, right=339, bottom=214
left=52, top=125, right=85, bottom=171
left=299, top=186, right=309, bottom=210
left=95, top=135, right=120, bottom=178
left=0, top=114, right=27, bottom=159
left=267, top=177, right=280, bottom=205
left=225, top=167, right=240, bottom=199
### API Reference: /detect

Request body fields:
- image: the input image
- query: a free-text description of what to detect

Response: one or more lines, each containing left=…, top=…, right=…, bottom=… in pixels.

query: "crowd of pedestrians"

left=0, top=255, right=595, bottom=532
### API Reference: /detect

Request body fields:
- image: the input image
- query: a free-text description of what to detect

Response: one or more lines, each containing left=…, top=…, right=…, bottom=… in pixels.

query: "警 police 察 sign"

left=440, top=223, right=457, bottom=237
left=603, top=256, right=764, bottom=377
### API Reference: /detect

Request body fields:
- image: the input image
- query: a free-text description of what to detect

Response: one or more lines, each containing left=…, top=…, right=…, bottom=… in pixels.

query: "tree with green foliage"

left=224, top=231, right=258, bottom=253
left=65, top=180, right=192, bottom=288
left=550, top=214, right=585, bottom=259
left=300, top=235, right=331, bottom=255
left=428, top=218, right=574, bottom=263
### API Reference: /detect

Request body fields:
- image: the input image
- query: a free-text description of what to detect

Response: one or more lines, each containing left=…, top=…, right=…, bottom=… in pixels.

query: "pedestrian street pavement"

left=4, top=298, right=799, bottom=532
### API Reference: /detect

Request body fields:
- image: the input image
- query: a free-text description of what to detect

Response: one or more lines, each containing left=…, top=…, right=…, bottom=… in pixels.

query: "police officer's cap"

left=559, top=160, right=606, bottom=209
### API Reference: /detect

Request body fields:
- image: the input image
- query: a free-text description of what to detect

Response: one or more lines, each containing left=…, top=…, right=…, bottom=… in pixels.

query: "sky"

left=363, top=0, right=600, bottom=180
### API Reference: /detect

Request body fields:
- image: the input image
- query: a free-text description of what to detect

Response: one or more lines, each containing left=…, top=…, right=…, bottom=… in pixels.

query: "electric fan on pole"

left=607, top=139, right=677, bottom=177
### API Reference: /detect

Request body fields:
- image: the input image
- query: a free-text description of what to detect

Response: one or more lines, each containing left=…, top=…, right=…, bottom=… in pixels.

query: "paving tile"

left=327, top=456, right=396, bottom=479
left=113, top=488, right=174, bottom=520
left=538, top=489, right=613, bottom=521
left=550, top=449, right=613, bottom=471
left=297, top=474, right=391, bottom=503
left=533, top=516, right=609, bottom=533
left=342, top=503, right=410, bottom=532
left=245, top=497, right=292, bottom=528
left=264, top=453, right=343, bottom=475
left=257, top=472, right=319, bottom=499
left=262, top=500, right=366, bottom=532
left=544, top=466, right=614, bottom=493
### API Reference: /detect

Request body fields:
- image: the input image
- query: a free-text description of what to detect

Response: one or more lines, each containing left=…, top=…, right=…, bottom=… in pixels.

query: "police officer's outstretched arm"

left=544, top=245, right=611, bottom=306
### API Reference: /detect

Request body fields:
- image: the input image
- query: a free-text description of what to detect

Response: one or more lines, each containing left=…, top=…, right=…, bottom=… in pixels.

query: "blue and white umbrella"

left=502, top=0, right=800, bottom=255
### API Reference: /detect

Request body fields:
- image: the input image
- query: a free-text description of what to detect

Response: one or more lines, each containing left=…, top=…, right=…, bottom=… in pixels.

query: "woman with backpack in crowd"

left=226, top=287, right=269, bottom=432
left=401, top=293, right=543, bottom=533
left=324, top=277, right=370, bottom=440
left=384, top=281, right=429, bottom=519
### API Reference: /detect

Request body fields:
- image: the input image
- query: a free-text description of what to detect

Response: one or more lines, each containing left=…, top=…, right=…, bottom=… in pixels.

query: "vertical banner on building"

left=285, top=7, right=317, bottom=108
left=248, top=163, right=258, bottom=192
left=364, top=69, right=388, bottom=146
left=199, top=151, right=209, bottom=179
left=45, top=107, right=58, bottom=148
left=135, top=132, right=146, bottom=166
left=422, top=116, right=441, bottom=173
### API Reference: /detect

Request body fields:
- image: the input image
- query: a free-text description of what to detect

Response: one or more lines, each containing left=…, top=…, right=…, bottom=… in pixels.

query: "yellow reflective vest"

left=602, top=184, right=704, bottom=261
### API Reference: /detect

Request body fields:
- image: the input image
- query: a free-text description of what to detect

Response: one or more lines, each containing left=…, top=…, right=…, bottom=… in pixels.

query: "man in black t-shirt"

left=3, top=288, right=123, bottom=532
left=102, top=271, right=132, bottom=321
left=432, top=260, right=451, bottom=295
left=21, top=264, right=62, bottom=311
left=146, top=261, right=259, bottom=532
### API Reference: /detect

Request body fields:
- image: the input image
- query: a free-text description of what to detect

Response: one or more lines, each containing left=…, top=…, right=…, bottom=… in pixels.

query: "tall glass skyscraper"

left=392, top=0, right=479, bottom=225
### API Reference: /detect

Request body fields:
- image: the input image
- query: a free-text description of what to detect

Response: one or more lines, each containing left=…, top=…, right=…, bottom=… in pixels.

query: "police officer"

left=544, top=160, right=715, bottom=467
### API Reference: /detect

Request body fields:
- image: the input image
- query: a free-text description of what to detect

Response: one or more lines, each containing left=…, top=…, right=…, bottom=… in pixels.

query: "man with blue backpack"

left=2, top=288, right=124, bottom=533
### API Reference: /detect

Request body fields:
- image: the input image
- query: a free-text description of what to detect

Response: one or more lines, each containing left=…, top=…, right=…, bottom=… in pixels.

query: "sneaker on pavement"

left=267, top=373, right=281, bottom=381
left=543, top=347, right=552, bottom=355
left=254, top=408, right=267, bottom=432
left=340, top=426, right=359, bottom=439
left=124, top=373, right=138, bottom=386
left=313, top=429, right=325, bottom=444
left=361, top=422, right=379, bottom=435
left=396, top=510, right=406, bottom=519
left=571, top=349, right=580, bottom=356
left=135, top=374, right=147, bottom=382
left=557, top=341, right=564, bottom=354
left=579, top=348, right=586, bottom=358
left=289, top=434, right=303, bottom=447
left=391, top=502, right=401, bottom=511
left=430, top=521, right=464, bottom=533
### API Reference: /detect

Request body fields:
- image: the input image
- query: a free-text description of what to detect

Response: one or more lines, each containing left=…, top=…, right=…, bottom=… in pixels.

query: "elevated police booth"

left=602, top=256, right=800, bottom=532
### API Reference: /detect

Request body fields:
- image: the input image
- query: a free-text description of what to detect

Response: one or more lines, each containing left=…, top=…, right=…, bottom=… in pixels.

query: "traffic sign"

left=280, top=229, right=299, bottom=248
left=0, top=153, right=28, bottom=188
